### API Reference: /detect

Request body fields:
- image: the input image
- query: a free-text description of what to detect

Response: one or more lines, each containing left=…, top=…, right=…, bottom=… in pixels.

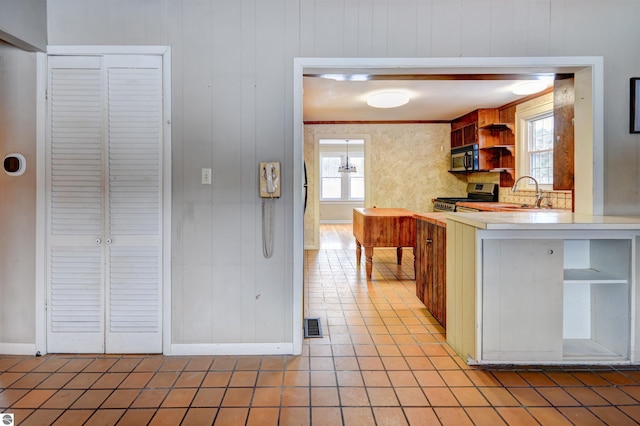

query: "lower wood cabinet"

left=415, top=219, right=446, bottom=327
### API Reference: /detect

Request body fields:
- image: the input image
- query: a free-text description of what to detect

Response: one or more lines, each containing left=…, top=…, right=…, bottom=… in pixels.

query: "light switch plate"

left=201, top=168, right=212, bottom=184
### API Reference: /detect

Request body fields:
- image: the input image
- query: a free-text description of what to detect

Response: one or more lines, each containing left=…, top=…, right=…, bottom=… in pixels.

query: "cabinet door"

left=415, top=220, right=428, bottom=303
left=430, top=224, right=446, bottom=327
left=450, top=128, right=463, bottom=148
left=482, top=239, right=563, bottom=362
left=415, top=221, right=446, bottom=327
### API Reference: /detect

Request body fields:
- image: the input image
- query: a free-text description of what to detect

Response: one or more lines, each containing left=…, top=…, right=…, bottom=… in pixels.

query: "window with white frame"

left=527, top=113, right=554, bottom=184
left=319, top=140, right=364, bottom=201
left=516, top=93, right=554, bottom=187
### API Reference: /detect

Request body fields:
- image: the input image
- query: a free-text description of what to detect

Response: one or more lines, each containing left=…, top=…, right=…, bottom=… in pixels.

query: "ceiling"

left=302, top=74, right=556, bottom=122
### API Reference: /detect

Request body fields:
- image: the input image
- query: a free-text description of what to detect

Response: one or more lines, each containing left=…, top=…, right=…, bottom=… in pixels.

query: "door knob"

left=96, top=238, right=102, bottom=244
left=106, top=238, right=112, bottom=244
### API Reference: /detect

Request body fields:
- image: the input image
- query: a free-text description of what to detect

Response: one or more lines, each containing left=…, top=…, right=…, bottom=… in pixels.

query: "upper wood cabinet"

left=553, top=77, right=575, bottom=191
left=450, top=108, right=515, bottom=186
left=450, top=109, right=499, bottom=148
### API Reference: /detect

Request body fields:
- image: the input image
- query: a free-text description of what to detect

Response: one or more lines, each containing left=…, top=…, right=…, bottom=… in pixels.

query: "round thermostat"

left=4, top=153, right=26, bottom=176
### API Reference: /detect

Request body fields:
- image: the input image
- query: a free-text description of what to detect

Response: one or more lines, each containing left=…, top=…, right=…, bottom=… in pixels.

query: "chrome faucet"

left=512, top=175, right=544, bottom=208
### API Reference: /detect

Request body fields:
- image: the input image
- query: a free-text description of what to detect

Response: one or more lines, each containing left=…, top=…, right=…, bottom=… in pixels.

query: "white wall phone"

left=260, top=162, right=280, bottom=258
left=260, top=161, right=280, bottom=198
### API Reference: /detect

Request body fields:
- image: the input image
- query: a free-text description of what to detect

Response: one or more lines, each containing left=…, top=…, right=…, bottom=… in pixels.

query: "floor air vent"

left=304, top=318, right=323, bottom=338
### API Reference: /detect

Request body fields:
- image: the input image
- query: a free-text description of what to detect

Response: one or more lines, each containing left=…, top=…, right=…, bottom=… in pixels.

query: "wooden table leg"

left=365, top=246, right=374, bottom=279
left=396, top=247, right=403, bottom=265
left=356, top=240, right=362, bottom=267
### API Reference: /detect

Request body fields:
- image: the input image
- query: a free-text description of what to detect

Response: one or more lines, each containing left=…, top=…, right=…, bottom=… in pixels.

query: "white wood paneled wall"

left=15, top=0, right=640, bottom=353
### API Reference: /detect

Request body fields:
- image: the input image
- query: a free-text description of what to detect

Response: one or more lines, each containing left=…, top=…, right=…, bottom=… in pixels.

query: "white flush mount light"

left=512, top=81, right=549, bottom=96
left=320, top=74, right=369, bottom=81
left=366, top=91, right=410, bottom=108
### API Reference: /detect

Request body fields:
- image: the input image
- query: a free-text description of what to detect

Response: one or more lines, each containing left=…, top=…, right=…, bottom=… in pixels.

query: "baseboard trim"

left=0, top=343, right=37, bottom=355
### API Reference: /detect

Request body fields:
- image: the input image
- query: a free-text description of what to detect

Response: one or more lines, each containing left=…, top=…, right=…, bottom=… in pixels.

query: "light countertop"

left=445, top=211, right=640, bottom=230
left=456, top=201, right=569, bottom=213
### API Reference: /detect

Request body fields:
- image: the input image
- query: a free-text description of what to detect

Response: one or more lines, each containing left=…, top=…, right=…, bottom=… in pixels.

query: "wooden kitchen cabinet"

left=450, top=108, right=499, bottom=149
left=415, top=219, right=446, bottom=327
left=450, top=108, right=515, bottom=186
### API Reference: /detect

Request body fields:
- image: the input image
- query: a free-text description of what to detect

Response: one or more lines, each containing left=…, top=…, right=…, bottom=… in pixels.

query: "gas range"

left=433, top=183, right=498, bottom=212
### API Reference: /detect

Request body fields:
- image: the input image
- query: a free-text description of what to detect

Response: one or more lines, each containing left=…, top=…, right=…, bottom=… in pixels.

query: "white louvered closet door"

left=46, top=55, right=163, bottom=354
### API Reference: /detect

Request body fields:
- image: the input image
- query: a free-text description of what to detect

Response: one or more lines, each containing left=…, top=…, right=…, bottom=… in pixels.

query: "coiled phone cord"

left=262, top=195, right=274, bottom=258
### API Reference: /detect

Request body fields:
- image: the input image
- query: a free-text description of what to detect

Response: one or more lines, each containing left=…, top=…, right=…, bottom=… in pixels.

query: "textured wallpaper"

left=304, top=123, right=467, bottom=248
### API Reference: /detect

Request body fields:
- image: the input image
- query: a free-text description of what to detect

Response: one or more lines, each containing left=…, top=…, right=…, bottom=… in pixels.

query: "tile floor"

left=2, top=225, right=640, bottom=425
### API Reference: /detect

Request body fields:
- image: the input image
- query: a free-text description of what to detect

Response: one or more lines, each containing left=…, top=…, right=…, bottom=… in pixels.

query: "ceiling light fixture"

left=512, top=81, right=549, bottom=96
left=338, top=140, right=357, bottom=173
left=319, top=74, right=370, bottom=81
left=366, top=91, right=410, bottom=108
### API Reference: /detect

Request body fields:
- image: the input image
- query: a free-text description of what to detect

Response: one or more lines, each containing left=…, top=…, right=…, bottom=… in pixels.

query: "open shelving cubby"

left=562, top=239, right=632, bottom=361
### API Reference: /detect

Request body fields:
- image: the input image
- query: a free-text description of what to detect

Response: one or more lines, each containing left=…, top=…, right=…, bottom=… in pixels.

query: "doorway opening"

left=293, top=56, right=604, bottom=355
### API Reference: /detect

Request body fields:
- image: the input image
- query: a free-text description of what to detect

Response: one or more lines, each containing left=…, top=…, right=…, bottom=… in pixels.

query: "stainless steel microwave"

left=450, top=144, right=479, bottom=172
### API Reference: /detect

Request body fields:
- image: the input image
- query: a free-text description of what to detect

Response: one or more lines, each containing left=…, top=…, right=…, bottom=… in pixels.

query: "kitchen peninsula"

left=446, top=211, right=640, bottom=365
